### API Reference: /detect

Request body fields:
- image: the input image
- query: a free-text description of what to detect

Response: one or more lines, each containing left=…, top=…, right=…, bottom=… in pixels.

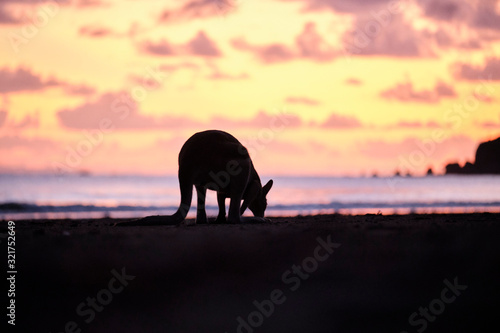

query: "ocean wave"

left=2, top=200, right=500, bottom=215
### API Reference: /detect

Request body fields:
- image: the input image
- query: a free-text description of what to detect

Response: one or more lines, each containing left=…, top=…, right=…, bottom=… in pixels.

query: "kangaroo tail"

left=116, top=181, right=193, bottom=227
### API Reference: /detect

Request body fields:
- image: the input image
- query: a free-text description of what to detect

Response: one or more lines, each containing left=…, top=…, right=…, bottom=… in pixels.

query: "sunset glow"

left=1, top=0, right=499, bottom=176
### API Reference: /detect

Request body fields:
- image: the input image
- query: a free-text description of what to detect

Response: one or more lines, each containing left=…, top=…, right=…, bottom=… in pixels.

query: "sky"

left=0, top=0, right=499, bottom=176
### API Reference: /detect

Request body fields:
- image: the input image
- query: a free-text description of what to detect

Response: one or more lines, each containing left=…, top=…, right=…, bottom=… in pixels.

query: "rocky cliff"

left=445, top=137, right=500, bottom=174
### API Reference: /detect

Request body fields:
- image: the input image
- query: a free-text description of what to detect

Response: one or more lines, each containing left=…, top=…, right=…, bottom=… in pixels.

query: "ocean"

left=1, top=174, right=500, bottom=220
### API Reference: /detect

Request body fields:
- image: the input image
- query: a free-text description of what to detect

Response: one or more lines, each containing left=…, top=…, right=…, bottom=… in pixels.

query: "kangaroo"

left=121, top=130, right=273, bottom=225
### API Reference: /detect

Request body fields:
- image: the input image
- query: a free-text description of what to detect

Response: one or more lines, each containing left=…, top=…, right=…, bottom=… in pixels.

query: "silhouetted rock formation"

left=445, top=137, right=500, bottom=174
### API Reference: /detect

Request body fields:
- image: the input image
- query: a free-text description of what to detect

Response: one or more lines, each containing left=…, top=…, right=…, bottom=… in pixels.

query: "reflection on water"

left=1, top=174, right=500, bottom=219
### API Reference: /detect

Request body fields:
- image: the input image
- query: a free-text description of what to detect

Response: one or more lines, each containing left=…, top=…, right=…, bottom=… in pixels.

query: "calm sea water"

left=1, top=174, right=500, bottom=220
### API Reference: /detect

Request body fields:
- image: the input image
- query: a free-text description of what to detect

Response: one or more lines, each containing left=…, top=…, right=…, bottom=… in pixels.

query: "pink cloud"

left=388, top=121, right=442, bottom=129
left=0, top=6, right=21, bottom=24
left=64, top=84, right=96, bottom=96
left=421, top=0, right=471, bottom=22
left=187, top=31, right=221, bottom=57
left=0, top=67, right=97, bottom=95
left=320, top=112, right=362, bottom=129
left=138, top=39, right=177, bottom=56
left=0, top=67, right=59, bottom=93
left=285, top=96, right=320, bottom=106
left=232, top=38, right=295, bottom=63
left=74, top=0, right=108, bottom=8
left=342, top=16, right=434, bottom=58
left=158, top=0, right=237, bottom=23
left=453, top=57, right=500, bottom=81
left=0, top=135, right=54, bottom=150
left=206, top=70, right=249, bottom=80
left=79, top=25, right=114, bottom=38
left=345, top=78, right=363, bottom=85
left=57, top=92, right=302, bottom=131
left=285, top=0, right=389, bottom=14
left=479, top=121, right=500, bottom=129
left=6, top=113, right=40, bottom=129
left=0, top=110, right=7, bottom=127
left=138, top=31, right=222, bottom=57
left=231, top=22, right=335, bottom=63
left=472, top=1, right=500, bottom=32
left=472, top=91, right=495, bottom=103
left=295, top=22, right=336, bottom=61
left=57, top=91, right=202, bottom=130
left=380, top=80, right=456, bottom=103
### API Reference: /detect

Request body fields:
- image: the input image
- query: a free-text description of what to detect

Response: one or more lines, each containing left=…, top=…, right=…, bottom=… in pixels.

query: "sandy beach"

left=5, top=213, right=500, bottom=333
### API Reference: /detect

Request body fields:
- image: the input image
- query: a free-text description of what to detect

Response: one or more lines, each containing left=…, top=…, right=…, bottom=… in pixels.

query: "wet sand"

left=6, top=213, right=500, bottom=332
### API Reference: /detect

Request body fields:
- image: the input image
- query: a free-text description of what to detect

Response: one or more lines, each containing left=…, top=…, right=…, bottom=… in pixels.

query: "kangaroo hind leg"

left=195, top=185, right=208, bottom=224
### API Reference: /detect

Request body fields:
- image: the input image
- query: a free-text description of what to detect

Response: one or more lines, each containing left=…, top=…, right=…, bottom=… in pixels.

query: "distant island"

left=445, top=137, right=500, bottom=175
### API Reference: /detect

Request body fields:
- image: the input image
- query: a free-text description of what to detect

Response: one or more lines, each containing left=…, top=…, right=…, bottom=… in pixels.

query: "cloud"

left=0, top=67, right=59, bottom=93
left=74, top=0, right=108, bottom=8
left=473, top=2, right=500, bottom=31
left=57, top=91, right=201, bottom=130
left=232, top=22, right=335, bottom=63
left=418, top=0, right=500, bottom=42
left=186, top=31, right=221, bottom=57
left=288, top=0, right=495, bottom=54
left=0, top=135, right=54, bottom=150
left=64, top=84, right=96, bottom=95
left=479, top=114, right=500, bottom=129
left=207, top=72, right=248, bottom=80
left=472, top=91, right=495, bottom=103
left=285, top=96, right=320, bottom=106
left=479, top=121, right=500, bottom=129
left=138, top=30, right=221, bottom=57
left=284, top=0, right=389, bottom=14
left=380, top=80, right=456, bottom=103
left=79, top=25, right=114, bottom=38
left=295, top=22, right=336, bottom=60
left=320, top=112, right=362, bottom=129
left=0, top=67, right=97, bottom=95
left=453, top=57, right=500, bottom=81
left=231, top=38, right=295, bottom=63
left=4, top=113, right=40, bottom=129
left=345, top=78, right=363, bottom=85
left=387, top=121, right=442, bottom=129
left=206, top=69, right=249, bottom=80
left=158, top=0, right=237, bottom=23
left=0, top=6, right=21, bottom=24
left=0, top=0, right=106, bottom=26
left=342, top=16, right=434, bottom=57
left=79, top=22, right=150, bottom=39
left=138, top=39, right=177, bottom=56
left=57, top=93, right=301, bottom=130
left=420, top=0, right=472, bottom=22
left=0, top=110, right=7, bottom=127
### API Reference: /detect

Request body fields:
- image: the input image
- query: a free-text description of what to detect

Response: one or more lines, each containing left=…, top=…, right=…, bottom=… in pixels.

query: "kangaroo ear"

left=262, top=179, right=273, bottom=195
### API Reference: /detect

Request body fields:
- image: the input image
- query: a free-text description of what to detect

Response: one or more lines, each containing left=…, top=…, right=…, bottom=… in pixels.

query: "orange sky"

left=0, top=0, right=499, bottom=176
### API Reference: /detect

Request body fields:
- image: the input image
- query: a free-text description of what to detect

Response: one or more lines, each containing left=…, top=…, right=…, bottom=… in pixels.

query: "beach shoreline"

left=6, top=213, right=500, bottom=332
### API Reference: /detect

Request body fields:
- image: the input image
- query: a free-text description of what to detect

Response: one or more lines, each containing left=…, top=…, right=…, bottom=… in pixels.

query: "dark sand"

left=5, top=213, right=500, bottom=333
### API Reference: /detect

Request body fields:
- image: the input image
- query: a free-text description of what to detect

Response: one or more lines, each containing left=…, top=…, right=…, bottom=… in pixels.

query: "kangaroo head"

left=248, top=179, right=273, bottom=218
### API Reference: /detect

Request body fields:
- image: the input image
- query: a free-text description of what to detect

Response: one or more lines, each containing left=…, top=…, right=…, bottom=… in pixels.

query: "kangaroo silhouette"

left=121, top=130, right=273, bottom=225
